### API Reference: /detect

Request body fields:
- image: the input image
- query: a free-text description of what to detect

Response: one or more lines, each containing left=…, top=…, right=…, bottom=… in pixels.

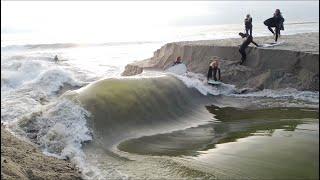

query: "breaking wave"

left=14, top=75, right=213, bottom=179
left=75, top=76, right=213, bottom=148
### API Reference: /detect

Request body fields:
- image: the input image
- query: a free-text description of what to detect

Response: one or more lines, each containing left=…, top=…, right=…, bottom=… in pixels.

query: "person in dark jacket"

left=54, top=55, right=59, bottom=62
left=173, top=56, right=182, bottom=66
left=264, top=9, right=285, bottom=42
left=238, top=32, right=259, bottom=65
left=207, top=60, right=221, bottom=82
left=244, top=14, right=253, bottom=36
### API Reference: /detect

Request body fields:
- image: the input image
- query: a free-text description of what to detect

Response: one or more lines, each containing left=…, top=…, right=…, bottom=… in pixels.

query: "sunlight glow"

left=2, top=1, right=211, bottom=43
left=1, top=1, right=319, bottom=45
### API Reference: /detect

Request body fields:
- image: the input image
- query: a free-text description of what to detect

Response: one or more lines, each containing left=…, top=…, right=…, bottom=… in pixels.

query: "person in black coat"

left=238, top=32, right=259, bottom=65
left=264, top=9, right=285, bottom=42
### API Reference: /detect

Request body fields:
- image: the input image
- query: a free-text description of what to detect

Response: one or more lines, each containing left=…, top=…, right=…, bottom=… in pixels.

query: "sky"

left=1, top=1, right=319, bottom=44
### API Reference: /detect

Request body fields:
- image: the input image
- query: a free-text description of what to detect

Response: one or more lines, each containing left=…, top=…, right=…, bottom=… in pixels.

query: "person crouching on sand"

left=173, top=56, right=182, bottom=66
left=207, top=60, right=221, bottom=82
left=264, top=9, right=285, bottom=42
left=238, top=32, right=259, bottom=65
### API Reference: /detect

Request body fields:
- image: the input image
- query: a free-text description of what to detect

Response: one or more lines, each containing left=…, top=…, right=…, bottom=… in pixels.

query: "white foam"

left=1, top=60, right=45, bottom=89
left=16, top=98, right=101, bottom=179
left=165, top=63, right=188, bottom=75
left=2, top=57, right=83, bottom=90
left=173, top=72, right=236, bottom=96
left=1, top=55, right=85, bottom=126
left=31, top=68, right=84, bottom=94
left=1, top=47, right=102, bottom=179
left=1, top=76, right=83, bottom=123
left=172, top=72, right=319, bottom=105
left=233, top=88, right=319, bottom=103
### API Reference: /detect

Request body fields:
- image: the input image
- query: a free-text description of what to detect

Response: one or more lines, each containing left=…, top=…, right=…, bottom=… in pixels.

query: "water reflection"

left=118, top=106, right=318, bottom=156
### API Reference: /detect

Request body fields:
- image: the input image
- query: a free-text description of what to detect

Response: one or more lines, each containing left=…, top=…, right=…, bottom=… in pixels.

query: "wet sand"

left=1, top=126, right=83, bottom=180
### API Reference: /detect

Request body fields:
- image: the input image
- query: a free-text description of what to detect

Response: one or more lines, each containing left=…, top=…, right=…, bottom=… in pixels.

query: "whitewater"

left=1, top=22, right=319, bottom=179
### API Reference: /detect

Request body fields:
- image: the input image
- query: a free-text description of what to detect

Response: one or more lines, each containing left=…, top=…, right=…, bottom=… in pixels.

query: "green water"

left=118, top=106, right=319, bottom=179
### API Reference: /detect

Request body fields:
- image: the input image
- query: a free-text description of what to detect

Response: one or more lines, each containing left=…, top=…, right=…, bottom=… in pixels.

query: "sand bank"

left=122, top=33, right=319, bottom=91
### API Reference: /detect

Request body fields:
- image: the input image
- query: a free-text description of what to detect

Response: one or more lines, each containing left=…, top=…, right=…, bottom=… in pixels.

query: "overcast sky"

left=1, top=1, right=319, bottom=43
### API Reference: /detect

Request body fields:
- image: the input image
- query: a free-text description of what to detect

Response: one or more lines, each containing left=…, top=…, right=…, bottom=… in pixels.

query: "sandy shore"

left=122, top=32, right=319, bottom=91
left=179, top=32, right=319, bottom=53
left=1, top=126, right=83, bottom=180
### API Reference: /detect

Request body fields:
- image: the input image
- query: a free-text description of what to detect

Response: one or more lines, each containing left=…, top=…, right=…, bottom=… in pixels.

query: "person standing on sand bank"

left=173, top=56, right=182, bottom=66
left=207, top=60, right=221, bottom=82
left=244, top=14, right=253, bottom=36
left=238, top=32, right=259, bottom=65
left=264, top=9, right=285, bottom=42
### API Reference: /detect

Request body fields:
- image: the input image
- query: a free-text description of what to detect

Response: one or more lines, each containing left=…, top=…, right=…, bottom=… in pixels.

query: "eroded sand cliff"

left=122, top=33, right=319, bottom=91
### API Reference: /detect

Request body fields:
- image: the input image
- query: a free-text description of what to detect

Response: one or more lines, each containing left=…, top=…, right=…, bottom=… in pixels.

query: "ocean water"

left=1, top=20, right=319, bottom=179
